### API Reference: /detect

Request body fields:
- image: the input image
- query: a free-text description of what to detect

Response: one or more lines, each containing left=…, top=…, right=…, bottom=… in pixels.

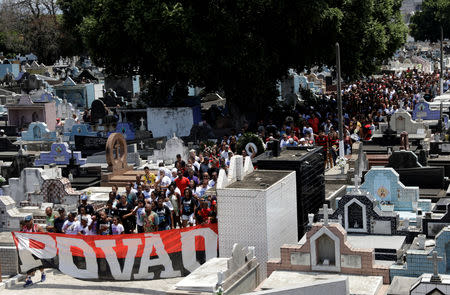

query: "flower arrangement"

left=0, top=175, right=5, bottom=183
left=335, top=156, right=347, bottom=169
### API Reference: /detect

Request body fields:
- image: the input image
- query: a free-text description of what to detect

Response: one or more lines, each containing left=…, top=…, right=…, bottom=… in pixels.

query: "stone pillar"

left=417, top=234, right=426, bottom=250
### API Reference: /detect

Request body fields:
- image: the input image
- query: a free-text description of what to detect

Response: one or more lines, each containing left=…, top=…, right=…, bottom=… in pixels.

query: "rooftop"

left=347, top=234, right=406, bottom=250
left=260, top=271, right=383, bottom=295
left=226, top=170, right=291, bottom=189
left=254, top=147, right=320, bottom=163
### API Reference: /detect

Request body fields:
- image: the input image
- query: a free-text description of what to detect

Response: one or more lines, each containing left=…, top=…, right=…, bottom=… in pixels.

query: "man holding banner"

left=20, top=215, right=46, bottom=287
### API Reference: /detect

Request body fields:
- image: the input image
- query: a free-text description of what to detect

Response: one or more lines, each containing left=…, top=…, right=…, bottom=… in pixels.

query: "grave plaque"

left=74, top=135, right=108, bottom=157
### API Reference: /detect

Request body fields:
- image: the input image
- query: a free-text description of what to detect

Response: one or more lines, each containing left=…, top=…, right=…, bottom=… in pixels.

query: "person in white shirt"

left=62, top=213, right=78, bottom=235
left=220, top=145, right=230, bottom=160
left=280, top=134, right=288, bottom=148
left=171, top=168, right=178, bottom=182
left=208, top=172, right=218, bottom=187
left=111, top=216, right=124, bottom=235
left=75, top=216, right=90, bottom=235
left=155, top=168, right=171, bottom=191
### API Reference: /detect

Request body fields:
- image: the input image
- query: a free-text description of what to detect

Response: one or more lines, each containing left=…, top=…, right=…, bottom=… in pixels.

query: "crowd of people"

left=208, top=70, right=450, bottom=164
left=22, top=153, right=220, bottom=237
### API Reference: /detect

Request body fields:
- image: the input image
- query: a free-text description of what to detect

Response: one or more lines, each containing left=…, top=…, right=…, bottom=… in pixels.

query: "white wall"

left=146, top=107, right=194, bottom=138
left=265, top=172, right=297, bottom=259
left=217, top=171, right=297, bottom=280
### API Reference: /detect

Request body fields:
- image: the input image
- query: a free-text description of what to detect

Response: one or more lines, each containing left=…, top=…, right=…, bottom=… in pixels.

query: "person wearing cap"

left=141, top=166, right=156, bottom=187
left=54, top=208, right=66, bottom=233
left=21, top=215, right=46, bottom=287
left=78, top=195, right=94, bottom=215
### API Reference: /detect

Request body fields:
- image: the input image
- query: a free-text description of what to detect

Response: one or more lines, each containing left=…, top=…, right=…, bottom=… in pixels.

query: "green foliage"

left=61, top=0, right=407, bottom=117
left=410, top=0, right=450, bottom=42
left=236, top=133, right=265, bottom=156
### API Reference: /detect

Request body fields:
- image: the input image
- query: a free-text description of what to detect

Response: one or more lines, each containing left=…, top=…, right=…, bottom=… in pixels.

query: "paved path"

left=4, top=271, right=183, bottom=295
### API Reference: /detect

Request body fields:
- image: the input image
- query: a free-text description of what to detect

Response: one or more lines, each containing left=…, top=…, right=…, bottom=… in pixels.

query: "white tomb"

left=217, top=158, right=297, bottom=279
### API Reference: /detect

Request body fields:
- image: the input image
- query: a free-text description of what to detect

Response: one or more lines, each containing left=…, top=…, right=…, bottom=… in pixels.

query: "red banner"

left=12, top=224, right=218, bottom=280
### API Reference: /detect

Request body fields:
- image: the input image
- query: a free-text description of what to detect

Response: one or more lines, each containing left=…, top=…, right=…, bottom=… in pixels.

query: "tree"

left=410, top=0, right=450, bottom=42
left=0, top=0, right=74, bottom=64
left=63, top=0, right=407, bottom=122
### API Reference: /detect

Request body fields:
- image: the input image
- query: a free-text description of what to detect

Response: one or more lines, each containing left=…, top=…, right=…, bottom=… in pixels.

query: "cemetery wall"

left=146, top=107, right=195, bottom=138
left=0, top=246, right=18, bottom=276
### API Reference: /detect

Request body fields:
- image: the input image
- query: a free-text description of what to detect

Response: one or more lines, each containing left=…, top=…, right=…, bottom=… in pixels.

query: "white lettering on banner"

left=134, top=234, right=181, bottom=279
left=180, top=227, right=218, bottom=272
left=56, top=237, right=99, bottom=279
left=16, top=233, right=57, bottom=272
left=95, top=238, right=142, bottom=280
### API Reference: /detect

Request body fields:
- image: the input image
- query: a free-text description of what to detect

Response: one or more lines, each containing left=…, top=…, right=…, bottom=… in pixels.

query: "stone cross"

left=139, top=141, right=145, bottom=150
left=427, top=251, right=443, bottom=281
left=398, top=101, right=404, bottom=110
left=139, top=117, right=146, bottom=131
left=323, top=204, right=329, bottom=226
left=353, top=173, right=361, bottom=192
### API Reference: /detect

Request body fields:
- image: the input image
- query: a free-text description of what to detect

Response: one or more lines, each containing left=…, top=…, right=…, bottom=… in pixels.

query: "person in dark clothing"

left=53, top=208, right=67, bottom=233
left=155, top=198, right=173, bottom=231
left=104, top=200, right=117, bottom=220
left=116, top=195, right=135, bottom=233
left=78, top=195, right=94, bottom=215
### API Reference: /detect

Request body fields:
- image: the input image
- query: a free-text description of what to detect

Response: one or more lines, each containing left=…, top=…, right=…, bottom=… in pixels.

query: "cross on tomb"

left=353, top=173, right=361, bottom=192
left=139, top=141, right=145, bottom=150
left=427, top=250, right=443, bottom=282
left=114, top=143, right=120, bottom=159
left=323, top=204, right=329, bottom=226
left=139, top=117, right=146, bottom=131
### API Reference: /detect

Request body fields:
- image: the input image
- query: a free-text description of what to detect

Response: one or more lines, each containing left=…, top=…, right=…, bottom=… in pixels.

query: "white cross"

left=323, top=204, right=329, bottom=226
left=139, top=141, right=145, bottom=150
left=139, top=117, right=146, bottom=131
left=353, top=173, right=361, bottom=192
left=427, top=251, right=443, bottom=279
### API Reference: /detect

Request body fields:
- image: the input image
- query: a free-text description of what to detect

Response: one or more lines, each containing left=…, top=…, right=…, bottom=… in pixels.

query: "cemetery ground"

left=2, top=270, right=183, bottom=294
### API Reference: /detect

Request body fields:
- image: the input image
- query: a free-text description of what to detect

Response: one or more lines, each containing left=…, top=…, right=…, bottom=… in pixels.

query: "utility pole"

left=440, top=25, right=444, bottom=96
left=336, top=42, right=344, bottom=158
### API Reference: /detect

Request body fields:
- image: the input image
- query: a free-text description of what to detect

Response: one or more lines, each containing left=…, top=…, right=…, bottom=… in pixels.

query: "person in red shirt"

left=174, top=169, right=190, bottom=197
left=195, top=199, right=212, bottom=224
left=308, top=114, right=320, bottom=134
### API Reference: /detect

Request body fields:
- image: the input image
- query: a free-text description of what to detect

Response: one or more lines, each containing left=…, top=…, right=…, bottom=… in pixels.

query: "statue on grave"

left=400, top=131, right=409, bottom=150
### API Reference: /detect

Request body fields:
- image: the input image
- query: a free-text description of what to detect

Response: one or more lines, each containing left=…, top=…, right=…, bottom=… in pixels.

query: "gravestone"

left=90, top=99, right=108, bottom=123
left=65, top=123, right=99, bottom=141
left=34, top=142, right=86, bottom=166
left=105, top=133, right=130, bottom=173
left=20, top=122, right=57, bottom=141
left=107, top=122, right=135, bottom=140
left=63, top=117, right=76, bottom=133
left=387, top=151, right=421, bottom=169
left=148, top=134, right=189, bottom=163
left=319, top=193, right=398, bottom=235
left=390, top=227, right=450, bottom=279
left=74, top=135, right=108, bottom=157
left=412, top=100, right=448, bottom=124
left=350, top=168, right=430, bottom=212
